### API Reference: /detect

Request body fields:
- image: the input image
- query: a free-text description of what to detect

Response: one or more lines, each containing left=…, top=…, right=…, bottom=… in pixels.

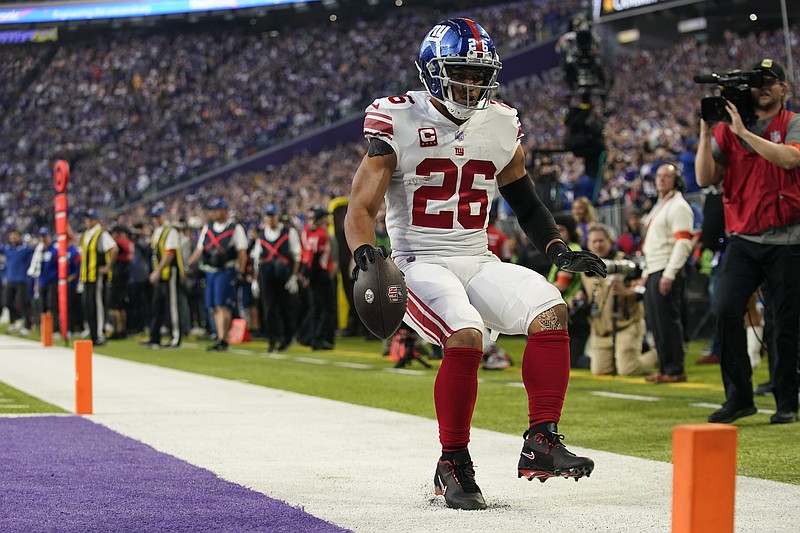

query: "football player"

left=345, top=18, right=606, bottom=510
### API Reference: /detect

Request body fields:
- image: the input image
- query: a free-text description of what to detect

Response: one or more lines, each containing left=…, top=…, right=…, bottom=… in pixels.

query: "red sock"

left=522, top=330, right=570, bottom=427
left=434, top=346, right=483, bottom=452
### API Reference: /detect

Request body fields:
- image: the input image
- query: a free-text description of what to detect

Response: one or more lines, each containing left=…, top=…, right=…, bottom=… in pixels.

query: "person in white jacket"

left=641, top=163, right=694, bottom=383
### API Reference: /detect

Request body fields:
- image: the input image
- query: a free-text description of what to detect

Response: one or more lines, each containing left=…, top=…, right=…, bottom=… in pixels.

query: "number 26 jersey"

left=363, top=90, right=523, bottom=257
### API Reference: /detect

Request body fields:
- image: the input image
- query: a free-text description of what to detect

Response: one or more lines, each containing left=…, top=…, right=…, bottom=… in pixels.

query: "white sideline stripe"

left=690, top=402, right=776, bottom=415
left=0, top=398, right=16, bottom=402
left=1, top=405, right=29, bottom=409
left=229, top=348, right=251, bottom=356
left=333, top=362, right=372, bottom=370
left=293, top=357, right=327, bottom=365
left=691, top=402, right=724, bottom=409
left=1, top=335, right=798, bottom=533
left=590, top=391, right=660, bottom=402
left=383, top=368, right=426, bottom=376
left=262, top=352, right=289, bottom=360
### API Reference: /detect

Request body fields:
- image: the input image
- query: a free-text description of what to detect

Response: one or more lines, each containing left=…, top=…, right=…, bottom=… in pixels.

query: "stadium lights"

left=678, top=17, right=707, bottom=33
left=617, top=28, right=640, bottom=44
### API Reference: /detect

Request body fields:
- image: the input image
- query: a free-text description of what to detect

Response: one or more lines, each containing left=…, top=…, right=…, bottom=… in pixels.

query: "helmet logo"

left=364, top=289, right=374, bottom=304
left=418, top=128, right=438, bottom=147
left=429, top=24, right=450, bottom=39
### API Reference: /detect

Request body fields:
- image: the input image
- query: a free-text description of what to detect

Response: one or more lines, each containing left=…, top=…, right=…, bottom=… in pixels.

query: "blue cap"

left=263, top=203, right=279, bottom=215
left=207, top=198, right=229, bottom=210
left=82, top=209, right=100, bottom=220
left=38, top=227, right=51, bottom=237
left=150, top=205, right=166, bottom=217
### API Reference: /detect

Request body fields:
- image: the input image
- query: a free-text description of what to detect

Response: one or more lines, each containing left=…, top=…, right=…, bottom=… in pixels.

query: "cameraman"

left=578, top=224, right=657, bottom=376
left=696, top=58, right=800, bottom=425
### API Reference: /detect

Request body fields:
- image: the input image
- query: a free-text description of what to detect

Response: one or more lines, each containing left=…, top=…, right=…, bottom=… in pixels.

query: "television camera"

left=694, top=69, right=766, bottom=127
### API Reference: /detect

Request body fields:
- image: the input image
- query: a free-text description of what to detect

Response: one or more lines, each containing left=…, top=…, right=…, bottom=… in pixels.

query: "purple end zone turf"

left=0, top=416, right=351, bottom=533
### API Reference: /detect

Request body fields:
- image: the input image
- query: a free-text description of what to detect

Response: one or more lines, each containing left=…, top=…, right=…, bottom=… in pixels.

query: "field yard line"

left=690, top=402, right=776, bottom=415
left=590, top=391, right=660, bottom=401
left=1, top=335, right=798, bottom=533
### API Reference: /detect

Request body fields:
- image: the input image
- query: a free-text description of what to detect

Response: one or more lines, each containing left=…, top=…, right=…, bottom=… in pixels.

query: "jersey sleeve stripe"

left=364, top=117, right=394, bottom=137
left=366, top=111, right=392, bottom=121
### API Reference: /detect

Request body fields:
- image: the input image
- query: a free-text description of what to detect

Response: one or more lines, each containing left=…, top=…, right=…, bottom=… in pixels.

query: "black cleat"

left=708, top=404, right=757, bottom=424
left=206, top=341, right=229, bottom=352
left=518, top=423, right=594, bottom=482
left=434, top=450, right=487, bottom=510
left=139, top=341, right=162, bottom=349
left=770, top=410, right=798, bottom=424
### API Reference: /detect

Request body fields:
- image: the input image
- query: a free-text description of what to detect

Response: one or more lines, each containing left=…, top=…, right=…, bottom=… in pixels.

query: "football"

left=353, top=249, right=408, bottom=339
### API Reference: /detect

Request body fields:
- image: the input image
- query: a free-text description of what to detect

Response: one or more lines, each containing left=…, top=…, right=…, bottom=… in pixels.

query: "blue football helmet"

left=416, top=18, right=502, bottom=120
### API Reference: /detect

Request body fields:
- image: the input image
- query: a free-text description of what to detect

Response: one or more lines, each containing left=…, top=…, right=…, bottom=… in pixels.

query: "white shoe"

left=18, top=327, right=31, bottom=336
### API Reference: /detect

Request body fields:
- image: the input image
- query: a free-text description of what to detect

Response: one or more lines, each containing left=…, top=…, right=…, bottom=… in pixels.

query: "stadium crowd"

left=1, top=1, right=798, bottom=386
left=0, top=0, right=582, bottom=235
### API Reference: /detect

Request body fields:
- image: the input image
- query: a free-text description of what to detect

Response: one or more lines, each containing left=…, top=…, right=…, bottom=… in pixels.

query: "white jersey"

left=363, top=90, right=522, bottom=257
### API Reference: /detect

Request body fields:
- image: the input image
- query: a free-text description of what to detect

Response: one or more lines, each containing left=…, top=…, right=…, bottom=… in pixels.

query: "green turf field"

left=0, top=381, right=66, bottom=414
left=3, top=328, right=797, bottom=484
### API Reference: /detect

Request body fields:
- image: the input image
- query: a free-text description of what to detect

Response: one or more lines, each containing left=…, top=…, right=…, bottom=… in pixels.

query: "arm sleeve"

left=164, top=228, right=180, bottom=251
left=498, top=175, right=562, bottom=256
left=195, top=227, right=208, bottom=251
left=664, top=202, right=694, bottom=279
left=288, top=229, right=302, bottom=262
left=786, top=114, right=800, bottom=145
left=233, top=225, right=249, bottom=251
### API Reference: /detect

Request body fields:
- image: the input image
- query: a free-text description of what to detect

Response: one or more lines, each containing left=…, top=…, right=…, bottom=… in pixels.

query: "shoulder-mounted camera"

left=694, top=69, right=765, bottom=126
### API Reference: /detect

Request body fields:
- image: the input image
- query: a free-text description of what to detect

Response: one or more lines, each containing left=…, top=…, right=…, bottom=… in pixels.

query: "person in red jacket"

left=696, top=58, right=800, bottom=425
left=109, top=225, right=135, bottom=339
left=301, top=207, right=337, bottom=350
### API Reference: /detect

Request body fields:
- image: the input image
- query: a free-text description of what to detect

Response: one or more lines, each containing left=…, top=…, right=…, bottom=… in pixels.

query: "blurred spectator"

left=487, top=211, right=512, bottom=262
left=550, top=213, right=590, bottom=369
left=127, top=221, right=152, bottom=335
left=27, top=228, right=57, bottom=332
left=77, top=210, right=118, bottom=346
left=109, top=224, right=134, bottom=339
left=141, top=206, right=183, bottom=348
left=641, top=164, right=693, bottom=384
left=0, top=229, right=34, bottom=334
left=301, top=207, right=337, bottom=351
left=617, top=207, right=644, bottom=256
left=186, top=199, right=248, bottom=352
left=677, top=137, right=700, bottom=193
left=251, top=203, right=301, bottom=353
left=570, top=196, right=596, bottom=248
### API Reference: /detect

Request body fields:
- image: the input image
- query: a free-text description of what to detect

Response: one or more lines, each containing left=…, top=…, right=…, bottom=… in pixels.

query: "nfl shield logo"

left=770, top=131, right=782, bottom=143
left=387, top=285, right=403, bottom=303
